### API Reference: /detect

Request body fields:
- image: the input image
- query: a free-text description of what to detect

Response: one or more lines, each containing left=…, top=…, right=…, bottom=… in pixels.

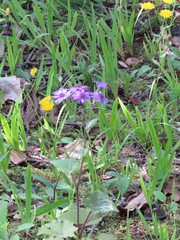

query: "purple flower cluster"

left=52, top=82, right=108, bottom=105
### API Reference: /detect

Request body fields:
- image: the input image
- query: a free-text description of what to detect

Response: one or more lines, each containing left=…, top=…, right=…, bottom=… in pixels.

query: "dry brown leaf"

left=10, top=150, right=27, bottom=165
left=0, top=76, right=29, bottom=103
left=120, top=146, right=138, bottom=155
left=59, top=138, right=84, bottom=159
left=163, top=177, right=180, bottom=202
left=125, top=57, right=141, bottom=66
left=172, top=36, right=180, bottom=49
left=117, top=192, right=147, bottom=212
left=101, top=173, right=113, bottom=180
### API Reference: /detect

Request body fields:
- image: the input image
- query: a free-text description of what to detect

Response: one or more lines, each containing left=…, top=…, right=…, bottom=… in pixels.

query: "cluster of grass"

left=0, top=0, right=180, bottom=239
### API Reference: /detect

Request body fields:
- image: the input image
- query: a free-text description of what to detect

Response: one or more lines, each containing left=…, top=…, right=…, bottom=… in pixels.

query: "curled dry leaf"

left=118, top=61, right=128, bottom=68
left=117, top=192, right=147, bottom=212
left=0, top=76, right=29, bottom=103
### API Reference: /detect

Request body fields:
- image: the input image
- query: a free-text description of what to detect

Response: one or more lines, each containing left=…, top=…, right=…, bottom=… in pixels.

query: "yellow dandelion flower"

left=141, top=2, right=155, bottom=10
left=30, top=67, right=38, bottom=76
left=6, top=8, right=10, bottom=15
left=39, top=96, right=52, bottom=105
left=159, top=9, right=173, bottom=18
left=40, top=102, right=54, bottom=111
left=39, top=96, right=54, bottom=111
left=162, top=0, right=174, bottom=4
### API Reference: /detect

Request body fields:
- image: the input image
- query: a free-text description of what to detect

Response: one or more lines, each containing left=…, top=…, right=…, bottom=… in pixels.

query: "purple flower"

left=71, top=90, right=91, bottom=104
left=71, top=85, right=88, bottom=92
left=91, top=91, right=108, bottom=105
left=52, top=88, right=71, bottom=104
left=96, top=81, right=108, bottom=89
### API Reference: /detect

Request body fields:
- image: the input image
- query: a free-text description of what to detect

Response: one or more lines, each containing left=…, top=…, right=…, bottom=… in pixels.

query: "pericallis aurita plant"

left=52, top=81, right=109, bottom=105
left=51, top=81, right=109, bottom=237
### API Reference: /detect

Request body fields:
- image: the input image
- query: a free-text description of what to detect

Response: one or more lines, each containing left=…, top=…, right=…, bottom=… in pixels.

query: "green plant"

left=98, top=99, right=125, bottom=140
left=137, top=207, right=177, bottom=240
left=0, top=133, right=10, bottom=173
left=0, top=102, right=27, bottom=151
left=98, top=26, right=119, bottom=98
left=143, top=34, right=160, bottom=60
left=119, top=98, right=151, bottom=146
left=118, top=9, right=135, bottom=55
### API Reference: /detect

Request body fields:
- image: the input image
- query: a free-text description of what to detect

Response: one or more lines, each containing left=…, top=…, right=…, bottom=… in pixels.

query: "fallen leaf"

left=101, top=173, right=113, bottom=180
left=59, top=138, right=84, bottom=159
left=128, top=96, right=139, bottom=105
left=120, top=146, right=138, bottom=155
left=117, top=192, right=147, bottom=212
left=163, top=177, right=180, bottom=202
left=10, top=150, right=27, bottom=165
left=172, top=36, right=180, bottom=49
left=125, top=57, right=141, bottom=66
left=0, top=76, right=28, bottom=103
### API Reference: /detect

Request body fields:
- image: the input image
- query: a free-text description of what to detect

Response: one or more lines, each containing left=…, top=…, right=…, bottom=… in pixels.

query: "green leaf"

left=153, top=191, right=166, bottom=202
left=58, top=208, right=102, bottom=225
left=51, top=158, right=79, bottom=174
left=107, top=171, right=130, bottom=197
left=83, top=191, right=117, bottom=213
left=85, top=118, right=98, bottom=133
left=15, top=223, right=34, bottom=233
left=25, top=165, right=32, bottom=222
left=170, top=201, right=179, bottom=212
left=35, top=198, right=69, bottom=217
left=137, top=65, right=151, bottom=78
left=0, top=201, right=8, bottom=240
left=37, top=219, right=77, bottom=239
left=10, top=234, right=19, bottom=240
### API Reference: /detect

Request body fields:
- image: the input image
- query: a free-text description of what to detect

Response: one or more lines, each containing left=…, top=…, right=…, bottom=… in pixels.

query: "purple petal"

left=96, top=81, right=108, bottom=89
left=92, top=91, right=108, bottom=105
left=52, top=88, right=71, bottom=104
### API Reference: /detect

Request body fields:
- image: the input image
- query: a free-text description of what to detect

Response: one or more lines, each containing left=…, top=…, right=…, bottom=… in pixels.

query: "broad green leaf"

left=58, top=208, right=102, bottom=225
left=37, top=219, right=77, bottom=239
left=153, top=191, right=166, bottom=202
left=83, top=191, right=117, bottom=213
left=15, top=223, right=34, bottom=233
left=10, top=234, right=20, bottom=240
left=52, top=158, right=79, bottom=174
left=85, top=118, right=98, bottom=133
left=170, top=201, right=179, bottom=212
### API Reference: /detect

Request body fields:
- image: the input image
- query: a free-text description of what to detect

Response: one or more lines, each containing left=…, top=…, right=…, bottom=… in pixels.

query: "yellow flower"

left=40, top=102, right=54, bottom=111
left=141, top=2, right=155, bottom=10
left=30, top=67, right=38, bottom=76
left=39, top=96, right=54, bottom=111
left=162, top=0, right=174, bottom=4
left=159, top=9, right=173, bottom=18
left=39, top=96, right=52, bottom=105
left=6, top=8, right=10, bottom=15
